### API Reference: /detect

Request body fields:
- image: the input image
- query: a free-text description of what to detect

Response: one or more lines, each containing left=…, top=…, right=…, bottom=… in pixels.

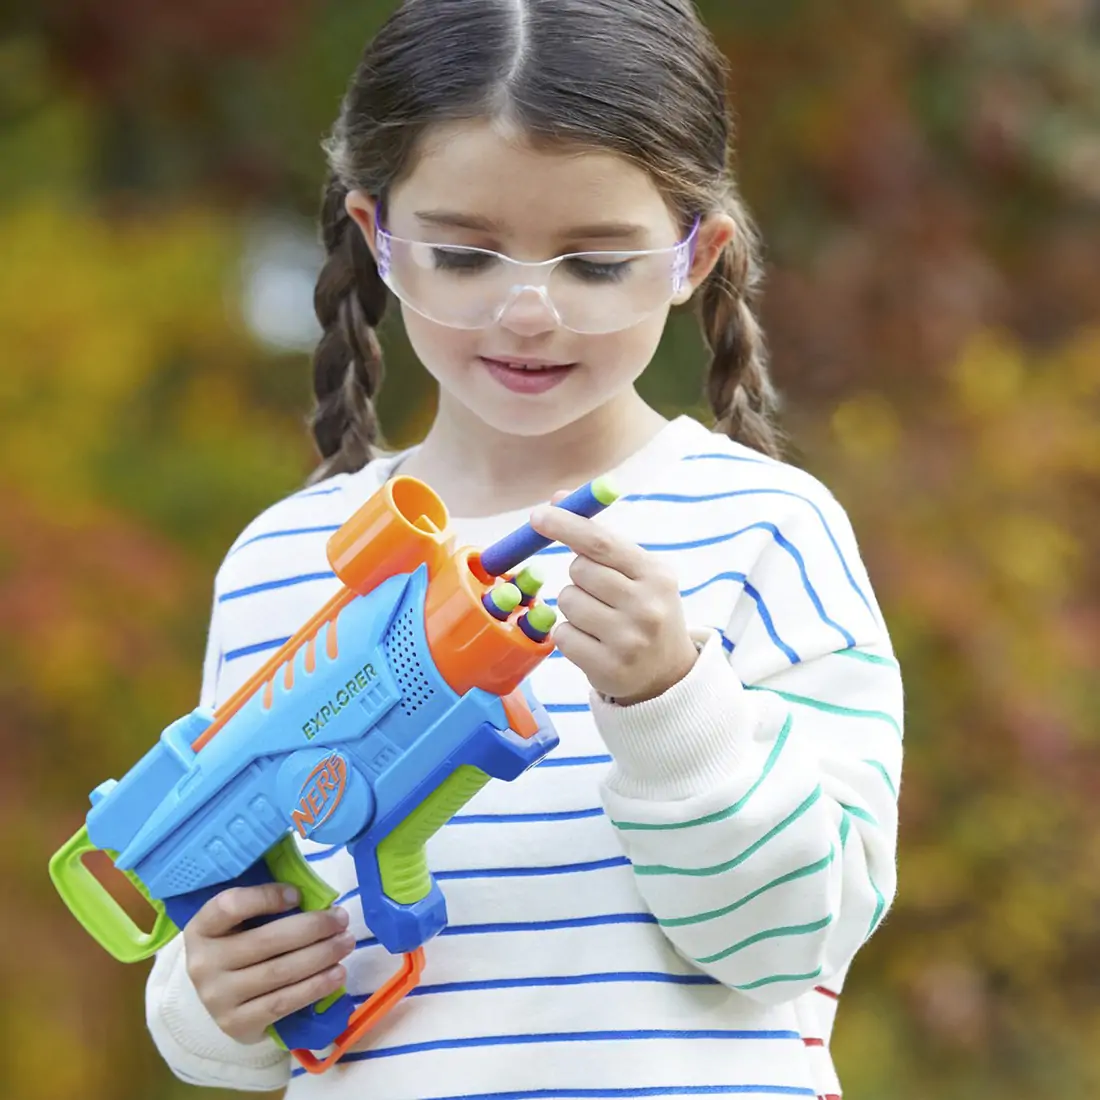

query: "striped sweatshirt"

left=145, top=414, right=903, bottom=1100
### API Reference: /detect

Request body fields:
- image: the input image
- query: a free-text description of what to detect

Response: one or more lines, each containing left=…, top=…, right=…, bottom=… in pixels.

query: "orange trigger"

left=291, top=948, right=425, bottom=1075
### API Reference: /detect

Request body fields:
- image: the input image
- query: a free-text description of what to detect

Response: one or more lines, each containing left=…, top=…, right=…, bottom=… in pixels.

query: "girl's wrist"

left=603, top=632, right=703, bottom=707
left=590, top=631, right=763, bottom=802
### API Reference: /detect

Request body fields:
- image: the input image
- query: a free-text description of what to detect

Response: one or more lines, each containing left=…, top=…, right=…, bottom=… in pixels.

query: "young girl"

left=145, top=1, right=903, bottom=1097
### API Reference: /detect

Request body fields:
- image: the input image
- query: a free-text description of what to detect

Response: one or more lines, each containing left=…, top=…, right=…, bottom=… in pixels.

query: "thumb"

left=550, top=490, right=570, bottom=505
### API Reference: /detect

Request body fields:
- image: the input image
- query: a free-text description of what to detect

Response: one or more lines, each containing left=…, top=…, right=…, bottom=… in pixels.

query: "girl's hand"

left=183, top=885, right=355, bottom=1045
left=530, top=498, right=699, bottom=706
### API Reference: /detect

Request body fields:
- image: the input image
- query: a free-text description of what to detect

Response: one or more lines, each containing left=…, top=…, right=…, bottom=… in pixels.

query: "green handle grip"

left=262, top=833, right=340, bottom=912
left=376, top=765, right=491, bottom=904
left=48, top=825, right=178, bottom=963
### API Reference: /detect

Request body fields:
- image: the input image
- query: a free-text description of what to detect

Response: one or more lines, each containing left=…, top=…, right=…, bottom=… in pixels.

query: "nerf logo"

left=302, top=662, right=377, bottom=740
left=290, top=753, right=348, bottom=838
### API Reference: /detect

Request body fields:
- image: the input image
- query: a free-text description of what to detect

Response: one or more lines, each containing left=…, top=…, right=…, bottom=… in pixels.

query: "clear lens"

left=376, top=233, right=691, bottom=335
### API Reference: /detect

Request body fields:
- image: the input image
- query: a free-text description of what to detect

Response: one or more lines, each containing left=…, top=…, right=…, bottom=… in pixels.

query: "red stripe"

left=803, top=1037, right=825, bottom=1047
left=814, top=985, right=840, bottom=1000
left=817, top=1094, right=842, bottom=1099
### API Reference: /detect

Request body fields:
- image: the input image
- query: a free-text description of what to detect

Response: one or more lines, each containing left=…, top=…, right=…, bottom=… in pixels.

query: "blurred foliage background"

left=2, top=1, right=1098, bottom=1097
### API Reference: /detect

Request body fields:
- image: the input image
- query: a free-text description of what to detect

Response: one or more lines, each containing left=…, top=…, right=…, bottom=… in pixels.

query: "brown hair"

left=307, top=0, right=782, bottom=483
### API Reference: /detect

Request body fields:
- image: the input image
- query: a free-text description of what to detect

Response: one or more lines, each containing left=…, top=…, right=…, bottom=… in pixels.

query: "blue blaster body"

left=48, top=474, right=626, bottom=1069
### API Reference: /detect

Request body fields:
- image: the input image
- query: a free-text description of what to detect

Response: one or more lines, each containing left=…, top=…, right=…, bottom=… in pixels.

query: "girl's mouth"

left=479, top=357, right=578, bottom=395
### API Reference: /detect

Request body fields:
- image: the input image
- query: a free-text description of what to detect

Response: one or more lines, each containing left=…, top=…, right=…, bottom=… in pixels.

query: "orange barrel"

left=424, top=547, right=552, bottom=698
left=327, top=477, right=452, bottom=596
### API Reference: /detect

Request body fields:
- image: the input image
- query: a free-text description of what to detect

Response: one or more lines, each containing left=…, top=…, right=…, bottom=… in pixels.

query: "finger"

left=556, top=584, right=619, bottom=642
left=530, top=508, right=646, bottom=577
left=222, top=906, right=350, bottom=971
left=192, top=884, right=300, bottom=938
left=568, top=555, right=633, bottom=607
left=230, top=963, right=350, bottom=1038
left=228, top=930, right=357, bottom=1006
left=553, top=620, right=611, bottom=675
left=550, top=489, right=571, bottom=504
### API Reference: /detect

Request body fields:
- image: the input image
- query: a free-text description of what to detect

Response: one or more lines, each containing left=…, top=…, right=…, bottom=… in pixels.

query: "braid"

left=699, top=198, right=784, bottom=460
left=305, top=175, right=388, bottom=485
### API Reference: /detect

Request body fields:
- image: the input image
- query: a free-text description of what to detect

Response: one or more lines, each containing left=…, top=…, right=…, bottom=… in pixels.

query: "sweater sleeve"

left=591, top=489, right=903, bottom=1005
left=144, top=581, right=292, bottom=1090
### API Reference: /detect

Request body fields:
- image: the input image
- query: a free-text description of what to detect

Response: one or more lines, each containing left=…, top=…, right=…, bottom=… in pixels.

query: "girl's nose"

left=496, top=286, right=561, bottom=337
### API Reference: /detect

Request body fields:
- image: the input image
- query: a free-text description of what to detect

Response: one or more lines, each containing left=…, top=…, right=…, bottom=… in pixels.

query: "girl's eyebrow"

left=415, top=210, right=501, bottom=232
left=414, top=209, right=648, bottom=244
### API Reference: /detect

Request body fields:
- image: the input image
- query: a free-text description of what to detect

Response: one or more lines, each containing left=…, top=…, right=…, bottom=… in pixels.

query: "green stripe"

left=697, top=915, right=834, bottom=965
left=866, top=873, right=886, bottom=941
left=839, top=810, right=851, bottom=849
left=746, top=686, right=902, bottom=738
left=659, top=847, right=836, bottom=929
left=863, top=758, right=898, bottom=799
left=611, top=716, right=794, bottom=832
left=734, top=967, right=823, bottom=992
left=835, top=647, right=900, bottom=669
left=838, top=802, right=877, bottom=825
left=633, top=786, right=822, bottom=877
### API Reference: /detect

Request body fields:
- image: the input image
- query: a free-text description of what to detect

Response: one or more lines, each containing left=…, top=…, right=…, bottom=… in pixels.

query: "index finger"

left=191, top=884, right=300, bottom=938
left=530, top=506, right=646, bottom=578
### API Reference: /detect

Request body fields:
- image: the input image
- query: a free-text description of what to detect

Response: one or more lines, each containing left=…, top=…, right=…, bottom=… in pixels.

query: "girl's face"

left=347, top=119, right=732, bottom=439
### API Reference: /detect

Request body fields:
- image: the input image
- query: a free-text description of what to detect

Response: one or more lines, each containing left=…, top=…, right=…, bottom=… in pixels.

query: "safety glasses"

left=375, top=217, right=701, bottom=335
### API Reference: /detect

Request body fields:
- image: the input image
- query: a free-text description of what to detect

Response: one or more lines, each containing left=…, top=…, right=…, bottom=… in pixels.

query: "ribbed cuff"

left=590, top=631, right=761, bottom=802
left=146, top=936, right=290, bottom=1092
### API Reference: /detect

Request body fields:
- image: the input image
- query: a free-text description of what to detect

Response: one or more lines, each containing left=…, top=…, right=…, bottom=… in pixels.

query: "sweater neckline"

left=341, top=414, right=712, bottom=526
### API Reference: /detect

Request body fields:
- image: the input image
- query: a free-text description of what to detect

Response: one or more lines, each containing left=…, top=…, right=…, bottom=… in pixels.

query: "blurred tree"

left=2, top=1, right=1098, bottom=1097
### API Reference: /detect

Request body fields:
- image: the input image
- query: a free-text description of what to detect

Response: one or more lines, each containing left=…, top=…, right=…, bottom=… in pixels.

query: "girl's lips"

left=479, top=357, right=577, bottom=395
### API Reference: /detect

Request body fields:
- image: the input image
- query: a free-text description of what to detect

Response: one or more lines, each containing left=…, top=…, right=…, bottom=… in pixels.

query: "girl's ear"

left=345, top=190, right=381, bottom=261
left=673, top=212, right=737, bottom=305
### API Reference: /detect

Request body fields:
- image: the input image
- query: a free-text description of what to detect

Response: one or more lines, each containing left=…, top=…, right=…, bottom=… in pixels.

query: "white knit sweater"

left=145, top=415, right=903, bottom=1099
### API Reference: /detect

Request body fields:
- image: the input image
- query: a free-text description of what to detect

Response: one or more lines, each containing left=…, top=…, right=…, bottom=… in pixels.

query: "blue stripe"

left=293, top=484, right=343, bottom=498
left=219, top=570, right=336, bottom=602
left=636, top=481, right=876, bottom=623
left=296, top=1088, right=816, bottom=1098
left=542, top=549, right=844, bottom=653
left=683, top=451, right=777, bottom=467
left=351, top=971, right=719, bottom=1001
left=652, top=523, right=859, bottom=647
left=730, top=577, right=798, bottom=663
left=355, top=911, right=658, bottom=947
left=336, top=856, right=631, bottom=904
left=297, top=1028, right=807, bottom=1066
left=539, top=754, right=613, bottom=768
left=545, top=703, right=592, bottom=714
left=642, top=519, right=858, bottom=646
left=302, top=807, right=605, bottom=859
left=441, top=856, right=630, bottom=881
left=228, top=524, right=341, bottom=555
left=543, top=573, right=799, bottom=664
left=223, top=636, right=290, bottom=663
left=554, top=575, right=794, bottom=663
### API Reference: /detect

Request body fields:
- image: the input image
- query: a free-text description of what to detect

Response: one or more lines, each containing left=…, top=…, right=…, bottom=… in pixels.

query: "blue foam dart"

left=479, top=477, right=620, bottom=578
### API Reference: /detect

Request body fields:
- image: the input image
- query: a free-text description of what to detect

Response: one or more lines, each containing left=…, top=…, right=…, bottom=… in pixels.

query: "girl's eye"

left=431, top=248, right=497, bottom=274
left=565, top=257, right=633, bottom=284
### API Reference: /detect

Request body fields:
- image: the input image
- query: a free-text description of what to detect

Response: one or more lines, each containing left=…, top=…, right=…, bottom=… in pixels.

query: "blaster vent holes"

left=165, top=856, right=206, bottom=894
left=384, top=605, right=435, bottom=717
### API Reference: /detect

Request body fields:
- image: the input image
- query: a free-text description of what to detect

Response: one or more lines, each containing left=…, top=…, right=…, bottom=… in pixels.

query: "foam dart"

left=518, top=603, right=557, bottom=643
left=482, top=582, right=523, bottom=621
left=479, top=477, right=620, bottom=578
left=513, top=565, right=544, bottom=606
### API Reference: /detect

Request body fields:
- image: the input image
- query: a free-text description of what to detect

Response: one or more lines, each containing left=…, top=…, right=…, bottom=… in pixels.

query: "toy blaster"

left=49, top=475, right=618, bottom=1074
